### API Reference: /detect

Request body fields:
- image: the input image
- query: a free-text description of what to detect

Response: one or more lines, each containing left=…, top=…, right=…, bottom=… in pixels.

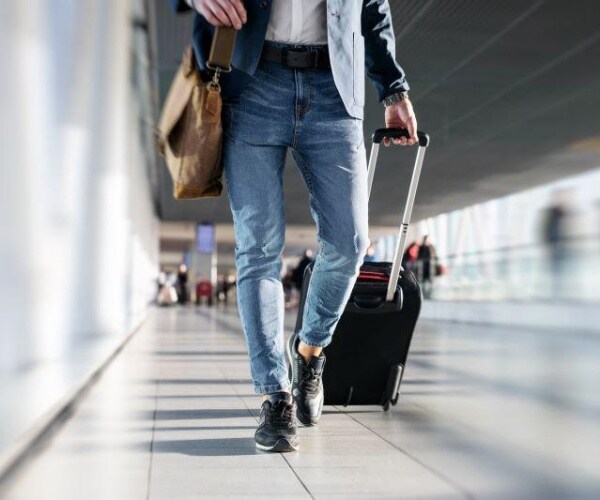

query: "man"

left=169, top=0, right=418, bottom=452
left=176, top=263, right=189, bottom=304
left=417, top=235, right=436, bottom=298
left=541, top=189, right=571, bottom=296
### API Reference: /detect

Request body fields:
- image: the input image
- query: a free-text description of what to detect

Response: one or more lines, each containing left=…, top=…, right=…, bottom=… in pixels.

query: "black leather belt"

left=261, top=44, right=331, bottom=69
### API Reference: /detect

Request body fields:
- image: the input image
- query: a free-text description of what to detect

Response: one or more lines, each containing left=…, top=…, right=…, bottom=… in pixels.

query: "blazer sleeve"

left=169, top=0, right=193, bottom=13
left=361, top=0, right=410, bottom=102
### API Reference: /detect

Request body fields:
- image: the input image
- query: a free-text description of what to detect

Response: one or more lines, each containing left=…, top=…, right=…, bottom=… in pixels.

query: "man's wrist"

left=382, top=91, right=409, bottom=107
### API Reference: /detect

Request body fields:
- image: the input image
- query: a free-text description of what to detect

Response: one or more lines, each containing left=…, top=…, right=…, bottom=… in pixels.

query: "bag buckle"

left=207, top=67, right=222, bottom=91
left=206, top=61, right=232, bottom=73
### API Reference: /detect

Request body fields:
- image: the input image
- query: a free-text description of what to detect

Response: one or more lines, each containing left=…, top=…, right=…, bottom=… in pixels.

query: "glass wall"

left=374, top=168, right=600, bottom=303
left=0, top=0, right=159, bottom=373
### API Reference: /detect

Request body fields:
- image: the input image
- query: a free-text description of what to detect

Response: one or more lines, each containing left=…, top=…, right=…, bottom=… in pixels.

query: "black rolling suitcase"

left=294, top=128, right=430, bottom=410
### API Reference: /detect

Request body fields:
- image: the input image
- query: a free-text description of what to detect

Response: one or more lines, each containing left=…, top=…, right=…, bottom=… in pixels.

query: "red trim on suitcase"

left=358, top=271, right=390, bottom=282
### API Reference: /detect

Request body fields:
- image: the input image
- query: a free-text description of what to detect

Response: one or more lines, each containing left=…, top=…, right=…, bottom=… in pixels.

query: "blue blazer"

left=169, top=0, right=409, bottom=119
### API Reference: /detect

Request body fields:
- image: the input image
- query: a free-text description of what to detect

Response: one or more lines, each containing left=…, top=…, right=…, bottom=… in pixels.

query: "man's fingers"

left=229, top=0, right=247, bottom=24
left=406, top=115, right=418, bottom=145
left=217, top=0, right=244, bottom=29
left=388, top=137, right=413, bottom=146
left=383, top=101, right=418, bottom=146
left=204, top=11, right=224, bottom=26
left=209, top=4, right=231, bottom=27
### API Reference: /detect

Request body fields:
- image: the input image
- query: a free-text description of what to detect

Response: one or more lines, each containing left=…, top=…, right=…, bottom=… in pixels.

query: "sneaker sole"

left=297, top=416, right=318, bottom=427
left=255, top=438, right=299, bottom=453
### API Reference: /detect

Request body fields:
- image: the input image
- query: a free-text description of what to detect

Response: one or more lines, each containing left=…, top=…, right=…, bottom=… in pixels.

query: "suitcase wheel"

left=382, top=364, right=404, bottom=410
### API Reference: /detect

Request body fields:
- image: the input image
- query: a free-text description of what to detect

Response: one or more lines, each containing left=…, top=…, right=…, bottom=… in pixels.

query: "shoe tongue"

left=307, top=355, right=325, bottom=373
left=268, top=391, right=292, bottom=405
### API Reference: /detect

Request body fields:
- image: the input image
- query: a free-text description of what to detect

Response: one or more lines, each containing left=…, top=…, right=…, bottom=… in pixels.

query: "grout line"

left=144, top=379, right=160, bottom=500
left=234, top=391, right=314, bottom=499
left=0, top=314, right=150, bottom=488
left=217, top=353, right=314, bottom=499
left=280, top=453, right=315, bottom=500
left=336, top=407, right=475, bottom=500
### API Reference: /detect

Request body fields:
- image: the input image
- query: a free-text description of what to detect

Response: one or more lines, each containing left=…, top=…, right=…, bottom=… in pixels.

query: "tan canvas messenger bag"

left=156, top=28, right=236, bottom=199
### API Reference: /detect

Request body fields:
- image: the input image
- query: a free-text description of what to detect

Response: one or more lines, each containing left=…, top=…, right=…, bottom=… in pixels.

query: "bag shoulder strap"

left=207, top=27, right=237, bottom=72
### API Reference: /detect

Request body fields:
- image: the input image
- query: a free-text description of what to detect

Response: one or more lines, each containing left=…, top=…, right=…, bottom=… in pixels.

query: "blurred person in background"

left=363, top=243, right=377, bottom=262
left=282, top=266, right=295, bottom=309
left=217, top=273, right=235, bottom=303
left=291, top=249, right=315, bottom=292
left=177, top=263, right=189, bottom=304
left=402, top=241, right=420, bottom=275
left=417, top=235, right=436, bottom=298
left=157, top=273, right=179, bottom=306
left=541, top=189, right=572, bottom=295
left=157, top=271, right=167, bottom=295
left=216, top=275, right=227, bottom=303
left=195, top=276, right=213, bottom=306
left=227, top=273, right=237, bottom=291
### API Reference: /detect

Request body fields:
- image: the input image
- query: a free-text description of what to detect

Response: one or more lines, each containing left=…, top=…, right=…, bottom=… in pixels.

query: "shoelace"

left=300, top=366, right=321, bottom=395
left=269, top=401, right=296, bottom=428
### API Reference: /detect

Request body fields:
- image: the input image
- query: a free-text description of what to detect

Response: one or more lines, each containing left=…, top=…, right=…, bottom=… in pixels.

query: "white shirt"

left=266, top=0, right=328, bottom=45
left=185, top=0, right=328, bottom=45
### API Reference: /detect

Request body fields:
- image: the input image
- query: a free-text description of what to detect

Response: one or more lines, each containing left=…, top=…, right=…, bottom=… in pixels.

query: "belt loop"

left=313, top=49, right=321, bottom=68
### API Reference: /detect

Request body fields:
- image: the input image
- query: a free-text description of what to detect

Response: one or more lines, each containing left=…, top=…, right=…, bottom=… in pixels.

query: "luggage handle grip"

left=372, top=128, right=430, bottom=147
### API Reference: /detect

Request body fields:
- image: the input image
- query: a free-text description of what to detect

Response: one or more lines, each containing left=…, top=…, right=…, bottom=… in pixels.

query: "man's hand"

left=384, top=99, right=417, bottom=147
left=191, top=0, right=247, bottom=30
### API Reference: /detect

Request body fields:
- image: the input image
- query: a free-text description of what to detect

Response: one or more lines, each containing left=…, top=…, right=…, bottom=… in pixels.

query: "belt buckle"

left=282, top=49, right=310, bottom=68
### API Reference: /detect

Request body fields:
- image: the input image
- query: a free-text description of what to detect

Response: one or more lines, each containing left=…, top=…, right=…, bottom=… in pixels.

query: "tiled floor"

left=2, top=305, right=599, bottom=499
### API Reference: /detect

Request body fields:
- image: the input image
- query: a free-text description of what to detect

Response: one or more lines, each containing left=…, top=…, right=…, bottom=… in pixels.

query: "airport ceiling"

left=151, top=0, right=600, bottom=226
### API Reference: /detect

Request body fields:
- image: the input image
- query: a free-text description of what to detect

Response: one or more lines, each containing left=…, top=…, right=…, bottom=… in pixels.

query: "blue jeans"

left=222, top=44, right=370, bottom=394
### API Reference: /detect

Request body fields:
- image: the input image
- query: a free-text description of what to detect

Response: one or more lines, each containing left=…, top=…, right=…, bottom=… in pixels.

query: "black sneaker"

left=286, top=332, right=326, bottom=426
left=255, top=392, right=299, bottom=452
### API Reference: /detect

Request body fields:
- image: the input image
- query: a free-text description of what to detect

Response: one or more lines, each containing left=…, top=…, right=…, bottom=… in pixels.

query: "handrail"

left=432, top=233, right=599, bottom=262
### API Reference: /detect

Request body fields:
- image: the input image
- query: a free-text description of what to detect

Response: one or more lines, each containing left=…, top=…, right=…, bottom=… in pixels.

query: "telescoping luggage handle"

left=367, top=128, right=430, bottom=302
